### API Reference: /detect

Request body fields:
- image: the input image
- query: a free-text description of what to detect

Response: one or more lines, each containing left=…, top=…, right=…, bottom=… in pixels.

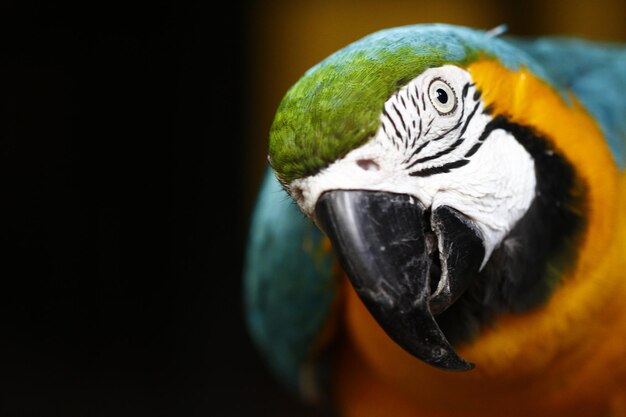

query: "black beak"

left=315, top=190, right=484, bottom=371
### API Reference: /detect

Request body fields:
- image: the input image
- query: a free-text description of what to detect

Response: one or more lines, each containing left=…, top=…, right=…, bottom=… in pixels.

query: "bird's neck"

left=332, top=59, right=626, bottom=416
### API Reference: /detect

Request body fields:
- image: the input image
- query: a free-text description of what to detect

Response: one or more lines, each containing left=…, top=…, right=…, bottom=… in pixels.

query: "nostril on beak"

left=291, top=186, right=304, bottom=201
left=356, top=159, right=380, bottom=171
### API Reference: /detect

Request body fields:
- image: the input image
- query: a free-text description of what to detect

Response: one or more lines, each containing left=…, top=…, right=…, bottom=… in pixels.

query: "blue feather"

left=244, top=168, right=337, bottom=392
left=509, top=36, right=626, bottom=168
left=305, top=24, right=556, bottom=92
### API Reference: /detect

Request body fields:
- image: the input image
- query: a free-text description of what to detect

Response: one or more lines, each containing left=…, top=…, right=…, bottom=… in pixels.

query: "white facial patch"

left=289, top=65, right=536, bottom=267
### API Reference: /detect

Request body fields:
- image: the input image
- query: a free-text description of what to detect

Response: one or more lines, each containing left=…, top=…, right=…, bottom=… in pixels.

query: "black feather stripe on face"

left=435, top=116, right=587, bottom=346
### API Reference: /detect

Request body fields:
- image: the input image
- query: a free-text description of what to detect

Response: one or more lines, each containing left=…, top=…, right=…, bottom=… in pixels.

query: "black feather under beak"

left=315, top=190, right=484, bottom=371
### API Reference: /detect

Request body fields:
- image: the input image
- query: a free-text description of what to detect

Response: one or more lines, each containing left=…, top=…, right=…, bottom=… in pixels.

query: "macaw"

left=244, top=24, right=626, bottom=417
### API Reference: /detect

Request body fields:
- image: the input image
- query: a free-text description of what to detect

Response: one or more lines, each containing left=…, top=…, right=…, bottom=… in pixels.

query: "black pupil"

left=436, top=88, right=448, bottom=104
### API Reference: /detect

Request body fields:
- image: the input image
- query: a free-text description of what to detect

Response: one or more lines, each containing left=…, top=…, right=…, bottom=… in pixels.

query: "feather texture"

left=509, top=36, right=626, bottom=168
left=247, top=24, right=626, bottom=415
left=244, top=169, right=337, bottom=394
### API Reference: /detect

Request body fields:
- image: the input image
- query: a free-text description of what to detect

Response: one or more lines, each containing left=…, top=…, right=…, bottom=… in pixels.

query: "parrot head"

left=268, top=25, right=591, bottom=371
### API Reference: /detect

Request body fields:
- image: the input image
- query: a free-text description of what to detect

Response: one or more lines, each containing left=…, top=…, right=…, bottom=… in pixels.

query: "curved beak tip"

left=315, top=190, right=483, bottom=372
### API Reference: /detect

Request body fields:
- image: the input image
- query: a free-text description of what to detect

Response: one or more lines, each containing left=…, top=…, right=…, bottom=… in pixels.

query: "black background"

left=0, top=2, right=318, bottom=416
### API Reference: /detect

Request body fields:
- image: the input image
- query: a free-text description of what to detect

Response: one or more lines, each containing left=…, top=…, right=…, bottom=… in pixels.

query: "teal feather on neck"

left=244, top=169, right=337, bottom=393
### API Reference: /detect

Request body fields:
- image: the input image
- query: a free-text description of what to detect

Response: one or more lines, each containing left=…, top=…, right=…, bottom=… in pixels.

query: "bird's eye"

left=428, top=78, right=457, bottom=115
